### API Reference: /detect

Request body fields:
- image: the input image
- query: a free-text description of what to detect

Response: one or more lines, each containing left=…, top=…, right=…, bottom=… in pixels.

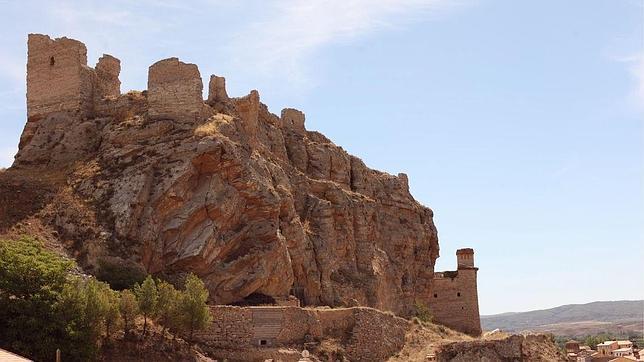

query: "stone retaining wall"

left=194, top=306, right=409, bottom=362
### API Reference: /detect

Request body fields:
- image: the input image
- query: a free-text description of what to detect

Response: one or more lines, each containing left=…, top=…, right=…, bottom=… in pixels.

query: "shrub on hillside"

left=413, top=300, right=433, bottom=323
left=0, top=237, right=215, bottom=359
left=0, top=237, right=96, bottom=361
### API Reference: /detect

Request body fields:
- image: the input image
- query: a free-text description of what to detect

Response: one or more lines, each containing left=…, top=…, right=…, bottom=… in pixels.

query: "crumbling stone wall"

left=147, top=57, right=205, bottom=121
left=281, top=108, right=305, bottom=133
left=233, top=90, right=260, bottom=147
left=207, top=74, right=228, bottom=104
left=95, top=54, right=121, bottom=100
left=26, top=34, right=93, bottom=120
left=22, top=34, right=124, bottom=154
left=346, top=308, right=409, bottom=361
left=194, top=306, right=253, bottom=349
left=195, top=306, right=409, bottom=362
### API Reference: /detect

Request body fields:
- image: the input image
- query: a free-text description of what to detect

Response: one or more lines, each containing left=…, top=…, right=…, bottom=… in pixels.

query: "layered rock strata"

left=12, top=34, right=440, bottom=316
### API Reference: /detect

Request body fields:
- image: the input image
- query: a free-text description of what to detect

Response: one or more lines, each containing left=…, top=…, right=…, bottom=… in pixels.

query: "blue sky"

left=0, top=0, right=642, bottom=315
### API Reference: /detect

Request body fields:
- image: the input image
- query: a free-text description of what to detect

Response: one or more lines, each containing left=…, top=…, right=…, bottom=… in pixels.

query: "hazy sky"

left=0, top=0, right=642, bottom=315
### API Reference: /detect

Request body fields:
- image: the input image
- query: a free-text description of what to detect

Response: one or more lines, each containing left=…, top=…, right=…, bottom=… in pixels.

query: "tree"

left=0, top=237, right=95, bottom=361
left=135, top=275, right=158, bottom=336
left=179, top=273, right=212, bottom=341
left=103, top=287, right=121, bottom=340
left=156, top=279, right=180, bottom=339
left=119, top=289, right=138, bottom=339
left=84, top=278, right=110, bottom=340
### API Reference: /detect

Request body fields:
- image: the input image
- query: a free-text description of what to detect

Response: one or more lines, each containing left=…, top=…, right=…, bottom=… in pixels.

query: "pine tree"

left=103, top=287, right=121, bottom=340
left=119, top=289, right=138, bottom=339
left=179, top=273, right=212, bottom=341
left=156, top=279, right=181, bottom=339
left=135, top=275, right=158, bottom=336
left=84, top=279, right=110, bottom=339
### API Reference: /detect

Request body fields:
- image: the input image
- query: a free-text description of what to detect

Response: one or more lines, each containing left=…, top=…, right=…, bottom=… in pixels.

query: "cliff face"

left=6, top=34, right=439, bottom=315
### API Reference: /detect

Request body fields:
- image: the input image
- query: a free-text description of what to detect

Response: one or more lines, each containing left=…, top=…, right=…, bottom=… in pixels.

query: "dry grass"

left=388, top=322, right=472, bottom=362
left=194, top=113, right=234, bottom=137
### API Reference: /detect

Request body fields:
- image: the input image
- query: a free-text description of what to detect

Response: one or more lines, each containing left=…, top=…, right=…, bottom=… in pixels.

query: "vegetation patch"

left=0, top=236, right=212, bottom=361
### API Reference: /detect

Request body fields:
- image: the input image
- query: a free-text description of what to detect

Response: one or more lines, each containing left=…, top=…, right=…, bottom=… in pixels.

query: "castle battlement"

left=23, top=34, right=307, bottom=149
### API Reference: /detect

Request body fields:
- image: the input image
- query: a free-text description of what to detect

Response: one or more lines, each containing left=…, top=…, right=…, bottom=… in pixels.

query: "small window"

left=49, top=56, right=55, bottom=66
left=259, top=339, right=268, bottom=346
left=457, top=292, right=461, bottom=297
left=433, top=293, right=438, bottom=298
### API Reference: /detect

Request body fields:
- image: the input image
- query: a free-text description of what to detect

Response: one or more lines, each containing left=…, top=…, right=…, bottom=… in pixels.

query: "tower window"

left=457, top=292, right=461, bottom=297
left=433, top=293, right=438, bottom=298
left=49, top=56, right=55, bottom=66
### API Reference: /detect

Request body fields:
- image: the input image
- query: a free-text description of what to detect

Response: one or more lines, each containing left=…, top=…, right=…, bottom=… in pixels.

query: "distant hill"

left=481, top=300, right=643, bottom=337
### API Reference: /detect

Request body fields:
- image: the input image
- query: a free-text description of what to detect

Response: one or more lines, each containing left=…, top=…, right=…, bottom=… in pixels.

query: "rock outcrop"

left=7, top=34, right=440, bottom=316
left=435, top=334, right=567, bottom=362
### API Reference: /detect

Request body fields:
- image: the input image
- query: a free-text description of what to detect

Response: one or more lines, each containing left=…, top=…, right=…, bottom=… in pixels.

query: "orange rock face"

left=12, top=34, right=440, bottom=315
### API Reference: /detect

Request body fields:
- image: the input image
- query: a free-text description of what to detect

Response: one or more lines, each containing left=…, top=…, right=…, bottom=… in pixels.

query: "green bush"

left=0, top=237, right=215, bottom=359
left=0, top=237, right=96, bottom=361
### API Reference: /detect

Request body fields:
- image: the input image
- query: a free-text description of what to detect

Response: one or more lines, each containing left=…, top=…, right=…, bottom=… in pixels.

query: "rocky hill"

left=481, top=300, right=644, bottom=336
left=1, top=33, right=439, bottom=316
left=0, top=33, right=570, bottom=362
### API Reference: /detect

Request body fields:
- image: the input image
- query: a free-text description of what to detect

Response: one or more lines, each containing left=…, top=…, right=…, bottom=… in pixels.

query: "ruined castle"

left=20, top=34, right=481, bottom=337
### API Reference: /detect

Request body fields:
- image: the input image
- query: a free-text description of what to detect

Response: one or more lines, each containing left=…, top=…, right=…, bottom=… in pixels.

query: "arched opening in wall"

left=230, top=292, right=277, bottom=306
left=457, top=292, right=461, bottom=297
left=434, top=293, right=438, bottom=298
left=49, top=56, right=55, bottom=66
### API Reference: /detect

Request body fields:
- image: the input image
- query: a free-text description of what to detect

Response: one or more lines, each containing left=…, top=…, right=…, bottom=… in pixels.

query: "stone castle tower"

left=426, top=248, right=482, bottom=336
left=26, top=34, right=120, bottom=121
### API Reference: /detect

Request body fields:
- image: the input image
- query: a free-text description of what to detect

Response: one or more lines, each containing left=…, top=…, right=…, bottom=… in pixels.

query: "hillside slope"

left=481, top=300, right=644, bottom=336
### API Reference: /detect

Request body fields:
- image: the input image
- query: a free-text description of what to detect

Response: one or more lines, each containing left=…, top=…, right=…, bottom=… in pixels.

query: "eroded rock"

left=10, top=34, right=440, bottom=316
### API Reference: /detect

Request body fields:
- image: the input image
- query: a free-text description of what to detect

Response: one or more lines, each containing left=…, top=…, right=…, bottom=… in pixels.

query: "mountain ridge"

left=481, top=300, right=643, bottom=336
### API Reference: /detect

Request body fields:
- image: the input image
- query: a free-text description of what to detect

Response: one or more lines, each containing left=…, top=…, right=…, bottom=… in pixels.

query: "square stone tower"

left=427, top=248, right=482, bottom=336
left=26, top=34, right=94, bottom=120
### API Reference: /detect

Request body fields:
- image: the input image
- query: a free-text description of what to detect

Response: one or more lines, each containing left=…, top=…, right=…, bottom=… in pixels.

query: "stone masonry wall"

left=95, top=54, right=121, bottom=100
left=194, top=306, right=409, bottom=362
left=26, top=34, right=92, bottom=120
left=427, top=268, right=482, bottom=336
left=194, top=306, right=253, bottom=349
left=207, top=74, right=228, bottom=104
left=147, top=57, right=206, bottom=122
